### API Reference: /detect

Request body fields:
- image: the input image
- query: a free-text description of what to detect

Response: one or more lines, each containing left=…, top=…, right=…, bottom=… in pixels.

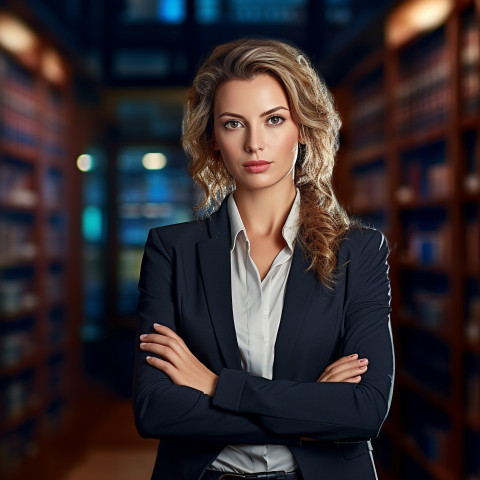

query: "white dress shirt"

left=210, top=191, right=300, bottom=473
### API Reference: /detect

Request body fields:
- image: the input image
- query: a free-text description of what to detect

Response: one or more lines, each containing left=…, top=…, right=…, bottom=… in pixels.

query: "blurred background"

left=0, top=0, right=479, bottom=479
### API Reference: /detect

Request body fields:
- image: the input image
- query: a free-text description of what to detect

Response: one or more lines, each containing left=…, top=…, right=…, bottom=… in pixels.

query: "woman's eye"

left=225, top=120, right=242, bottom=129
left=268, top=115, right=285, bottom=126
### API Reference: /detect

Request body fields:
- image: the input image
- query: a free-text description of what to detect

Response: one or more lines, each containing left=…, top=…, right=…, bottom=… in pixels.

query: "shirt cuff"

left=212, top=368, right=248, bottom=412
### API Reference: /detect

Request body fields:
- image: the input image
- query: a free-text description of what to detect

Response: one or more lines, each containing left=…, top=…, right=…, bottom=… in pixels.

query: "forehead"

left=213, top=74, right=289, bottom=113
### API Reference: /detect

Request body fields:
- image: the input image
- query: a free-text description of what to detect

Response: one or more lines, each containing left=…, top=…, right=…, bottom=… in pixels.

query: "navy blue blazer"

left=133, top=200, right=394, bottom=480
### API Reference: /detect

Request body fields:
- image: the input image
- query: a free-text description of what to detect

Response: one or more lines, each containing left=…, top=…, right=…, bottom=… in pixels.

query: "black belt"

left=201, top=469, right=301, bottom=480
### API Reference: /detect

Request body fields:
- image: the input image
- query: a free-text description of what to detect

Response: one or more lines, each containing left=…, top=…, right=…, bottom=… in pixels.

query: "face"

left=212, top=74, right=302, bottom=194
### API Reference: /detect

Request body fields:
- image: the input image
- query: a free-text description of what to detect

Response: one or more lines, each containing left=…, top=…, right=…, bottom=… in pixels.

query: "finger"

left=319, top=359, right=368, bottom=382
left=152, top=324, right=189, bottom=351
left=322, top=354, right=358, bottom=374
left=140, top=342, right=182, bottom=367
left=321, top=364, right=368, bottom=383
left=344, top=376, right=362, bottom=384
left=139, top=333, right=185, bottom=355
left=145, top=355, right=177, bottom=377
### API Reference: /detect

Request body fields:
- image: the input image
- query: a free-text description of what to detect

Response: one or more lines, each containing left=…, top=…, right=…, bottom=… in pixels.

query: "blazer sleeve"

left=133, top=228, right=299, bottom=445
left=212, top=229, right=394, bottom=442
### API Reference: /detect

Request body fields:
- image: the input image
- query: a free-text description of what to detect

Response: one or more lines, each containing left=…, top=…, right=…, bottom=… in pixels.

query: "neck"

left=233, top=181, right=297, bottom=238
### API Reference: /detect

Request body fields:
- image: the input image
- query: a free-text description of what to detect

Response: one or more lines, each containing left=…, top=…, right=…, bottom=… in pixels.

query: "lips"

left=243, top=160, right=271, bottom=167
left=242, top=160, right=272, bottom=173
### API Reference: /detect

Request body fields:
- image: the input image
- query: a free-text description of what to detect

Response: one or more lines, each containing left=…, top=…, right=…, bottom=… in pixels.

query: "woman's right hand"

left=316, top=354, right=368, bottom=384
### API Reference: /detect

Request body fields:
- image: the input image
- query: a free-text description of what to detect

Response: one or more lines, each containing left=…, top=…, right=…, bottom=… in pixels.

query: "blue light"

left=158, top=0, right=186, bottom=23
left=82, top=206, right=103, bottom=242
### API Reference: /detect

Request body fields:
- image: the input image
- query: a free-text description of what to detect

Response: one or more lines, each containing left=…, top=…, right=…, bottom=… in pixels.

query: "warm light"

left=42, top=48, right=66, bottom=84
left=77, top=154, right=94, bottom=172
left=142, top=152, right=167, bottom=170
left=0, top=12, right=37, bottom=55
left=386, top=0, right=453, bottom=47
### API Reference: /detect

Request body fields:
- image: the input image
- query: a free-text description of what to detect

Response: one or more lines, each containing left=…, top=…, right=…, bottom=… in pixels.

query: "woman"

left=134, top=38, right=394, bottom=480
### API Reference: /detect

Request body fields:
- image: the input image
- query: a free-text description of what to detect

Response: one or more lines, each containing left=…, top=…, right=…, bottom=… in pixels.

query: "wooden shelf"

left=400, top=436, right=456, bottom=480
left=395, top=196, right=450, bottom=210
left=0, top=200, right=37, bottom=213
left=397, top=315, right=450, bottom=342
left=0, top=353, right=41, bottom=377
left=465, top=338, right=480, bottom=353
left=349, top=204, right=387, bottom=216
left=464, top=266, right=480, bottom=277
left=0, top=140, right=40, bottom=163
left=397, top=259, right=451, bottom=275
left=348, top=143, right=386, bottom=165
left=461, top=114, right=480, bottom=129
left=338, top=0, right=480, bottom=478
left=399, top=372, right=452, bottom=415
left=394, top=125, right=448, bottom=151
left=0, top=255, right=37, bottom=269
left=0, top=402, right=42, bottom=433
left=0, top=306, right=38, bottom=322
left=0, top=6, right=82, bottom=480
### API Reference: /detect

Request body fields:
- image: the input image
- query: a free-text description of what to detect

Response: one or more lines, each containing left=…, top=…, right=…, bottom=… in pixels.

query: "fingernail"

left=359, top=358, right=368, bottom=364
left=350, top=354, right=358, bottom=358
left=140, top=334, right=147, bottom=340
left=140, top=343, right=146, bottom=348
left=153, top=323, right=161, bottom=327
left=359, top=365, right=368, bottom=370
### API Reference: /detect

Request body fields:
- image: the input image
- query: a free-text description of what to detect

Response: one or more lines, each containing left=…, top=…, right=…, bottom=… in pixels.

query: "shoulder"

left=337, top=226, right=390, bottom=270
left=147, top=218, right=210, bottom=250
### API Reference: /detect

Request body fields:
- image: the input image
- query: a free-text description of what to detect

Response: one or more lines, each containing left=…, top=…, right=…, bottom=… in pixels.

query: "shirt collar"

left=227, top=189, right=300, bottom=253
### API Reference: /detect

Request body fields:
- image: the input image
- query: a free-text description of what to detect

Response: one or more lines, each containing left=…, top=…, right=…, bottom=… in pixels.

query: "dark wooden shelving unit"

left=335, top=0, right=480, bottom=478
left=0, top=6, right=83, bottom=480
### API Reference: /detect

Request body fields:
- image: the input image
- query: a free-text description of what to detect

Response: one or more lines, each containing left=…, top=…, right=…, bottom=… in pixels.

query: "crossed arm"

left=134, top=227, right=393, bottom=443
left=139, top=324, right=369, bottom=395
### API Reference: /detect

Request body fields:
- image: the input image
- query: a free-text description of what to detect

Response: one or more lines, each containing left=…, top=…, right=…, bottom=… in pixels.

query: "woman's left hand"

left=139, top=324, right=219, bottom=396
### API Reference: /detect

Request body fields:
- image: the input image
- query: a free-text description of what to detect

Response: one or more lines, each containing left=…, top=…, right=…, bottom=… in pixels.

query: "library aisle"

left=62, top=391, right=157, bottom=480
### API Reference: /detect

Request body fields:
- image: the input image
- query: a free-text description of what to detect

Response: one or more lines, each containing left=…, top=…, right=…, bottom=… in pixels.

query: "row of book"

left=352, top=169, right=386, bottom=210
left=401, top=223, right=450, bottom=266
left=466, top=220, right=480, bottom=272
left=396, top=41, right=450, bottom=135
left=402, top=391, right=452, bottom=465
left=401, top=328, right=451, bottom=397
left=45, top=269, right=65, bottom=304
left=0, top=61, right=67, bottom=157
left=396, top=161, right=450, bottom=203
left=347, top=11, right=478, bottom=155
left=0, top=219, right=67, bottom=265
left=0, top=328, right=34, bottom=369
left=402, top=289, right=448, bottom=331
left=0, top=419, right=36, bottom=477
left=0, top=218, right=36, bottom=264
left=461, top=11, right=480, bottom=115
left=1, top=370, right=37, bottom=421
left=466, top=295, right=480, bottom=342
left=351, top=82, right=386, bottom=150
left=465, top=353, right=480, bottom=421
left=1, top=161, right=65, bottom=209
left=0, top=278, right=37, bottom=316
left=0, top=160, right=36, bottom=208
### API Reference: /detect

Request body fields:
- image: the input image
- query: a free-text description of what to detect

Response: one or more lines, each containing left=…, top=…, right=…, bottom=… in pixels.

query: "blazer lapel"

left=273, top=244, right=319, bottom=378
left=197, top=203, right=242, bottom=370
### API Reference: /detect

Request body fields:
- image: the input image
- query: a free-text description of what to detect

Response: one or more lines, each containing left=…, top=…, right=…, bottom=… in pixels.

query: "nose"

left=244, top=126, right=264, bottom=154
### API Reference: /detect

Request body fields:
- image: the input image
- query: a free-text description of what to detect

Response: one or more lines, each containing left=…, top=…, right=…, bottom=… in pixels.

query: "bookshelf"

left=337, top=0, right=480, bottom=479
left=0, top=10, right=81, bottom=480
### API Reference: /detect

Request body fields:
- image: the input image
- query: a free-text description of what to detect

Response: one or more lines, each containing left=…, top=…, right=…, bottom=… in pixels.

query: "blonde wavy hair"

left=182, top=38, right=352, bottom=287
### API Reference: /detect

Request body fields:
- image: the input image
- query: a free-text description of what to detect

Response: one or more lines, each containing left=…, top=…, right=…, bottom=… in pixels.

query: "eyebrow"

left=217, top=106, right=289, bottom=119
